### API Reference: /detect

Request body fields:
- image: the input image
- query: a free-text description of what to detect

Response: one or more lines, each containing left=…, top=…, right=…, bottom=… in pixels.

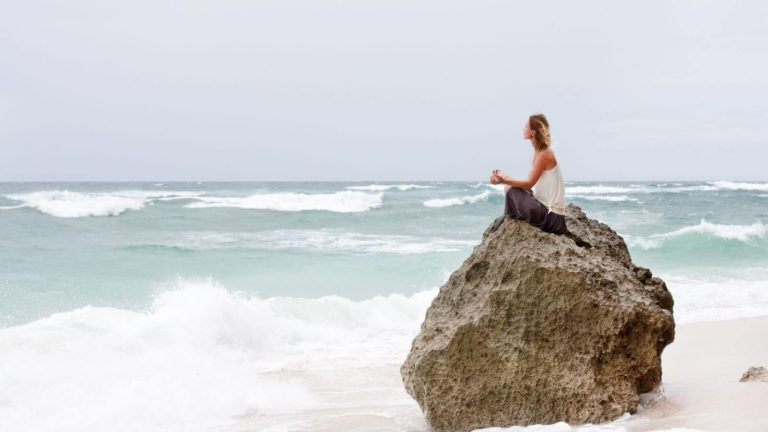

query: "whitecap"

left=656, top=219, right=765, bottom=242
left=346, top=184, right=433, bottom=191
left=423, top=191, right=492, bottom=208
left=566, top=184, right=719, bottom=194
left=569, top=195, right=639, bottom=202
left=151, top=230, right=478, bottom=255
left=566, top=185, right=641, bottom=194
left=184, top=190, right=382, bottom=213
left=3, top=190, right=204, bottom=218
left=4, top=190, right=146, bottom=218
left=707, top=180, right=768, bottom=192
left=623, top=219, right=766, bottom=250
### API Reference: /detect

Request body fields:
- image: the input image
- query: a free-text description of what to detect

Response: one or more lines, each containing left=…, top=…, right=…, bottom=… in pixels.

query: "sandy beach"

left=617, top=314, right=768, bottom=432
left=229, top=315, right=768, bottom=432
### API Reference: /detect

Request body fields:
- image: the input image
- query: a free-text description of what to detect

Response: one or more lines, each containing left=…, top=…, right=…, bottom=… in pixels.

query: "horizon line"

left=1, top=179, right=767, bottom=184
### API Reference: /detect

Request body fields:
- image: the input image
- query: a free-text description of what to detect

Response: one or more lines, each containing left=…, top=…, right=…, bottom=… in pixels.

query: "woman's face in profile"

left=522, top=120, right=533, bottom=140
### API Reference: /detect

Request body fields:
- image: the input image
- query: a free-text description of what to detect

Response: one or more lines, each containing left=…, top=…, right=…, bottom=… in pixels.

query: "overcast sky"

left=1, top=0, right=767, bottom=182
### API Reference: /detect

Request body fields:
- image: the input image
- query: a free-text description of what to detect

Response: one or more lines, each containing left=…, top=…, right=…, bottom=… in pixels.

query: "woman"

left=489, top=113, right=567, bottom=235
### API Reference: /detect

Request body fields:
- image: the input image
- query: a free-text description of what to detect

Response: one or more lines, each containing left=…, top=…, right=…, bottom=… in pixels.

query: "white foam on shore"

left=1, top=273, right=764, bottom=432
left=184, top=191, right=383, bottom=213
left=0, top=278, right=437, bottom=432
left=424, top=191, right=492, bottom=208
left=346, top=184, right=433, bottom=191
left=472, top=416, right=710, bottom=431
left=151, top=229, right=477, bottom=255
left=660, top=273, right=768, bottom=324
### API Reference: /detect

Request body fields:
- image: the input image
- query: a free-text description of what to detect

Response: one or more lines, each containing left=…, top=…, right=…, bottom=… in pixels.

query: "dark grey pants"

left=491, top=187, right=567, bottom=234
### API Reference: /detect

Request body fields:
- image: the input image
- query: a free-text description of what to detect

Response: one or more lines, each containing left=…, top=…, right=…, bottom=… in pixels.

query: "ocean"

left=1, top=180, right=767, bottom=431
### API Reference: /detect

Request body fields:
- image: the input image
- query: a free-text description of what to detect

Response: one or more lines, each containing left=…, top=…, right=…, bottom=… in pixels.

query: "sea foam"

left=0, top=275, right=757, bottom=432
left=2, top=190, right=202, bottom=218
left=708, top=181, right=768, bottom=191
left=424, top=190, right=492, bottom=208
left=624, top=219, right=766, bottom=250
left=566, top=185, right=641, bottom=195
left=0, top=278, right=436, bottom=432
left=569, top=195, right=639, bottom=202
left=184, top=190, right=383, bottom=213
left=146, top=229, right=477, bottom=255
left=346, top=184, right=434, bottom=191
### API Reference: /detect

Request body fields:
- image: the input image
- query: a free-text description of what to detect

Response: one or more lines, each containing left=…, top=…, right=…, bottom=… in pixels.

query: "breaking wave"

left=184, top=191, right=383, bottom=213
left=623, top=219, right=766, bottom=250
left=423, top=191, right=492, bottom=208
left=131, top=230, right=478, bottom=255
left=2, top=190, right=203, bottom=218
left=346, top=184, right=434, bottom=191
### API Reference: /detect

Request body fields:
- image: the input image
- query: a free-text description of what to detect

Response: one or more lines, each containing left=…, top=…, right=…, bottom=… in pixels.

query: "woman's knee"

left=505, top=187, right=527, bottom=199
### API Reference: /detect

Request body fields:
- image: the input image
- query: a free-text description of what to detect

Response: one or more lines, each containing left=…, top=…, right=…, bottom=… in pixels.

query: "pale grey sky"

left=1, top=0, right=766, bottom=181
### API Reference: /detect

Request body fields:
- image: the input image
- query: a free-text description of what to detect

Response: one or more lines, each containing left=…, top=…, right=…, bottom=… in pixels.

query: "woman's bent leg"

left=505, top=187, right=547, bottom=226
left=491, top=187, right=548, bottom=232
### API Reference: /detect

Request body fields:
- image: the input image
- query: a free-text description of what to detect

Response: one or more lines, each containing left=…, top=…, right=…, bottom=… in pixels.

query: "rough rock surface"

left=400, top=204, right=675, bottom=432
left=739, top=366, right=768, bottom=383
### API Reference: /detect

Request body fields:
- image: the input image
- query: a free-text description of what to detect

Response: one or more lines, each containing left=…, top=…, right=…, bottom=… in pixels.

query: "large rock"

left=400, top=203, right=675, bottom=432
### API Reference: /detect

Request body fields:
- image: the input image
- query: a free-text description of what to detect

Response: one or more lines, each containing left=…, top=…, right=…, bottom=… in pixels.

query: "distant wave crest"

left=566, top=185, right=640, bottom=194
left=2, top=190, right=202, bottom=218
left=708, top=181, right=768, bottom=191
left=569, top=195, right=639, bottom=202
left=563, top=182, right=768, bottom=195
left=423, top=190, right=492, bottom=208
left=346, top=184, right=433, bottom=191
left=184, top=190, right=383, bottom=213
left=624, top=219, right=766, bottom=250
left=136, top=229, right=477, bottom=255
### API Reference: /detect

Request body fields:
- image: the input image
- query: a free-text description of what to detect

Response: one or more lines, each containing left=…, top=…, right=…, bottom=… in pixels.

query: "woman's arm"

left=497, top=152, right=551, bottom=190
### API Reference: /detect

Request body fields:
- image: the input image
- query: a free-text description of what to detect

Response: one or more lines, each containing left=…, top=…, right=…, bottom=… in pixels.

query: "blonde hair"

left=529, top=113, right=551, bottom=151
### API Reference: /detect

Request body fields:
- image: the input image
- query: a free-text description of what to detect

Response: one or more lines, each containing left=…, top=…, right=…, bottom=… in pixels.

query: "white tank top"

left=533, top=162, right=566, bottom=215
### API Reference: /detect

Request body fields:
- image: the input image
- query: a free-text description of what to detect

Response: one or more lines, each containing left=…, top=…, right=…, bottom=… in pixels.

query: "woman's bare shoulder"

left=535, top=148, right=556, bottom=162
left=534, top=149, right=557, bottom=170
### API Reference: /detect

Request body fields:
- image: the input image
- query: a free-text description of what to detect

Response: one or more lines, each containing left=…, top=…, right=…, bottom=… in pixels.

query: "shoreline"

left=229, top=314, right=768, bottom=432
left=615, top=314, right=768, bottom=432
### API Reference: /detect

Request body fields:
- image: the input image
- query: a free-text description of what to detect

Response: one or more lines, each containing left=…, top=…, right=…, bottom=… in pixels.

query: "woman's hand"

left=490, top=169, right=506, bottom=185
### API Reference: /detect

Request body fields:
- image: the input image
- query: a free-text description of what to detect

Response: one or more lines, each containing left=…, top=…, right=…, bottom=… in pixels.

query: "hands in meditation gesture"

left=490, top=169, right=511, bottom=193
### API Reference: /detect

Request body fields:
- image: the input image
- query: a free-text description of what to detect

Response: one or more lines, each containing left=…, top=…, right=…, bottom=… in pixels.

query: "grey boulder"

left=400, top=203, right=675, bottom=432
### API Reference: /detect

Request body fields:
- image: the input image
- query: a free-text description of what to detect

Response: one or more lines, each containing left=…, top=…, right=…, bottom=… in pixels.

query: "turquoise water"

left=1, top=180, right=767, bottom=327
left=1, top=180, right=767, bottom=432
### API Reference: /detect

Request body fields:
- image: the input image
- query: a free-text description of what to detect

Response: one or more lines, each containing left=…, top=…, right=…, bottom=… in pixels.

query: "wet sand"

left=617, top=314, right=768, bottom=432
left=227, top=315, right=768, bottom=432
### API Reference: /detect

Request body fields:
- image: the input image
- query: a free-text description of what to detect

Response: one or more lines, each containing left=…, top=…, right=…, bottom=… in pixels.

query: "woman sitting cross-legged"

left=489, top=112, right=567, bottom=235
